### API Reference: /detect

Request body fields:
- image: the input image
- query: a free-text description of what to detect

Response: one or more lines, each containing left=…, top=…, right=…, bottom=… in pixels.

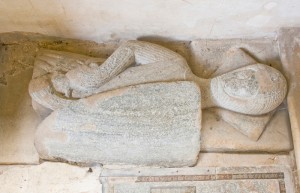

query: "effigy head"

left=211, top=64, right=287, bottom=115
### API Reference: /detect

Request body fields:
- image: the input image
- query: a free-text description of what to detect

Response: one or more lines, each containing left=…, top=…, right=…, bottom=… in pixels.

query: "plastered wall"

left=1, top=0, right=300, bottom=42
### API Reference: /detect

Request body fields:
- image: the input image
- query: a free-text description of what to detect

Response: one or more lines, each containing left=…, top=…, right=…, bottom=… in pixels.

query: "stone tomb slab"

left=100, top=166, right=296, bottom=193
left=0, top=32, right=294, bottom=164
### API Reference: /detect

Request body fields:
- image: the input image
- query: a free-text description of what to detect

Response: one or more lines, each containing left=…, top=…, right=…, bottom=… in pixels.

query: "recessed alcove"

left=0, top=1, right=300, bottom=193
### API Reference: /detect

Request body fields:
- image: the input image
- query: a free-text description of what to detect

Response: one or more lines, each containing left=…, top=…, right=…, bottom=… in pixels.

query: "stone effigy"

left=35, top=81, right=202, bottom=167
left=29, top=41, right=287, bottom=166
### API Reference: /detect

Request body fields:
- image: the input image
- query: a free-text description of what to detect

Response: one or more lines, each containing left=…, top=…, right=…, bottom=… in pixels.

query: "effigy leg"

left=65, top=40, right=186, bottom=92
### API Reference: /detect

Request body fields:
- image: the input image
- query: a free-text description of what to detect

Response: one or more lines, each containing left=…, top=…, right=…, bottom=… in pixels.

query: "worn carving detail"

left=29, top=40, right=288, bottom=166
left=29, top=41, right=287, bottom=115
left=211, top=64, right=287, bottom=115
left=35, top=81, right=202, bottom=166
left=208, top=108, right=274, bottom=141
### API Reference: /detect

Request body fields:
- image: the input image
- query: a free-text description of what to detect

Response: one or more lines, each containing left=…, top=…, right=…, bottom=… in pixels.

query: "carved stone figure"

left=29, top=41, right=287, bottom=166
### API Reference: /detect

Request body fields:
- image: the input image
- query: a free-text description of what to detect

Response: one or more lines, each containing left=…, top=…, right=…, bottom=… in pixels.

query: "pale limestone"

left=1, top=1, right=300, bottom=41
left=189, top=39, right=284, bottom=79
left=0, top=162, right=102, bottom=193
left=29, top=40, right=289, bottom=165
left=0, top=154, right=295, bottom=193
left=196, top=153, right=295, bottom=168
left=0, top=68, right=40, bottom=164
left=215, top=166, right=296, bottom=193
left=209, top=63, right=286, bottom=115
left=211, top=47, right=257, bottom=77
left=0, top=33, right=196, bottom=165
left=0, top=32, right=118, bottom=164
left=278, top=27, right=300, bottom=187
left=189, top=38, right=291, bottom=141
left=208, top=108, right=274, bottom=141
left=35, top=81, right=202, bottom=167
left=100, top=166, right=296, bottom=193
left=30, top=40, right=287, bottom=115
left=0, top=33, right=292, bottom=167
left=201, top=109, right=293, bottom=152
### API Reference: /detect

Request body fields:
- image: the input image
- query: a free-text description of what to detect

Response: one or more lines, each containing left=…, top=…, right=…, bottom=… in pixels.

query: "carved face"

left=211, top=64, right=287, bottom=115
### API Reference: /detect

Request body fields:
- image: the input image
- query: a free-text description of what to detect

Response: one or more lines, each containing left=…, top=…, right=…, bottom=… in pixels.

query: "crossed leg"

left=65, top=40, right=188, bottom=92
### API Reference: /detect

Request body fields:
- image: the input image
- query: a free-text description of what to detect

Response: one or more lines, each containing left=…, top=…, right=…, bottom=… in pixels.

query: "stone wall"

left=1, top=0, right=300, bottom=42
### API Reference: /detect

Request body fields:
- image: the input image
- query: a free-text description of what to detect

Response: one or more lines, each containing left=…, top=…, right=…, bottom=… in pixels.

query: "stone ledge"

left=100, top=166, right=296, bottom=193
left=0, top=162, right=102, bottom=193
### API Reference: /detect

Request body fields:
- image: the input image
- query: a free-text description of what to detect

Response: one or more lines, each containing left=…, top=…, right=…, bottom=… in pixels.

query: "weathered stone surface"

left=211, top=47, right=257, bottom=77
left=195, top=153, right=295, bottom=168
left=113, top=181, right=279, bottom=193
left=29, top=41, right=288, bottom=162
left=30, top=40, right=287, bottom=115
left=215, top=166, right=296, bottom=193
left=0, top=32, right=293, bottom=166
left=0, top=162, right=102, bottom=193
left=209, top=63, right=287, bottom=115
left=278, top=28, right=300, bottom=187
left=29, top=46, right=191, bottom=108
left=100, top=166, right=296, bottom=193
left=201, top=108, right=293, bottom=152
left=189, top=39, right=290, bottom=140
left=208, top=108, right=274, bottom=141
left=189, top=39, right=283, bottom=79
left=0, top=68, right=40, bottom=164
left=0, top=32, right=119, bottom=164
left=35, top=81, right=202, bottom=167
